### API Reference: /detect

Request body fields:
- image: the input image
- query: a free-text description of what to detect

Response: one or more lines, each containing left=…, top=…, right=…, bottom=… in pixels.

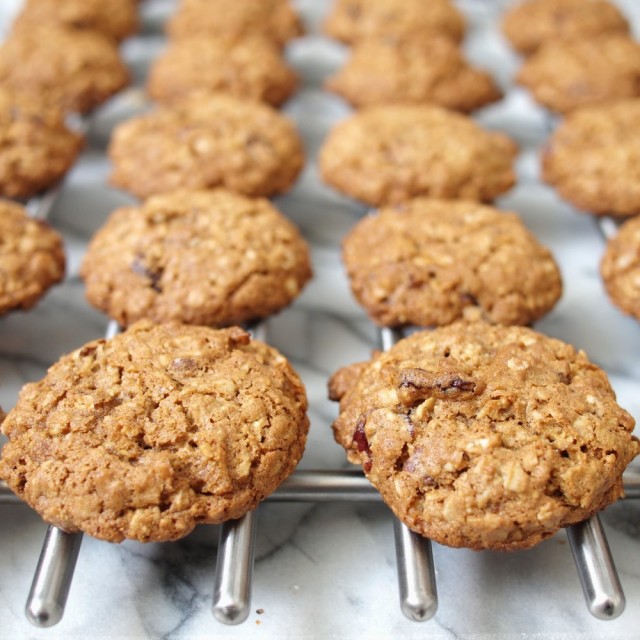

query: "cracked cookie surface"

left=81, top=189, right=312, bottom=327
left=0, top=321, right=309, bottom=543
left=326, top=37, right=501, bottom=112
left=319, top=105, right=516, bottom=207
left=0, top=26, right=129, bottom=114
left=0, top=200, right=66, bottom=316
left=542, top=100, right=640, bottom=216
left=0, top=88, right=83, bottom=199
left=502, top=0, right=629, bottom=56
left=342, top=199, right=561, bottom=327
left=167, top=0, right=303, bottom=48
left=328, top=322, right=639, bottom=550
left=147, top=35, right=297, bottom=107
left=324, top=0, right=464, bottom=45
left=108, top=94, right=304, bottom=199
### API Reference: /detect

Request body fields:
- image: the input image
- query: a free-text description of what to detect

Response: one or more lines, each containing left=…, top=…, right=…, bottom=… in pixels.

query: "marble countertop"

left=1, top=1, right=640, bottom=638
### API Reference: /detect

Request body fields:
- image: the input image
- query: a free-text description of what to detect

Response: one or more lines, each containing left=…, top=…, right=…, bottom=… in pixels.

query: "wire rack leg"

left=25, top=526, right=83, bottom=627
left=566, top=514, right=625, bottom=619
left=212, top=510, right=258, bottom=625
left=393, top=519, right=438, bottom=621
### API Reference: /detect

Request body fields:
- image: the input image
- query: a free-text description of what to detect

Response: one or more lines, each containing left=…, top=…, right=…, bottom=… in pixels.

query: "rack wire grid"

left=1, top=0, right=640, bottom=638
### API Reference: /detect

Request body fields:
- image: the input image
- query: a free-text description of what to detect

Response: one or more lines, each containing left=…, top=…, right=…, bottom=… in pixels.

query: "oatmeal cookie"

left=328, top=322, right=639, bottom=550
left=0, top=200, right=66, bottom=316
left=342, top=199, right=561, bottom=327
left=12, top=0, right=139, bottom=43
left=542, top=100, right=640, bottom=216
left=601, top=217, right=640, bottom=320
left=147, top=36, right=297, bottom=107
left=0, top=26, right=129, bottom=114
left=517, top=34, right=640, bottom=114
left=0, top=89, right=83, bottom=199
left=108, top=94, right=304, bottom=199
left=502, top=0, right=630, bottom=56
left=326, top=37, right=501, bottom=112
left=324, top=0, right=464, bottom=45
left=319, top=105, right=517, bottom=207
left=167, top=0, right=303, bottom=48
left=81, top=189, right=312, bottom=327
left=0, top=321, right=309, bottom=543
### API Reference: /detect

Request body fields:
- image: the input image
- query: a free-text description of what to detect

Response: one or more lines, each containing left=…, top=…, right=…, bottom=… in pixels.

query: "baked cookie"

left=326, top=37, right=501, bottom=112
left=324, top=0, right=464, bottom=45
left=0, top=321, right=309, bottom=543
left=108, top=94, right=304, bottom=199
left=147, top=36, right=297, bottom=107
left=517, top=34, right=640, bottom=114
left=502, top=0, right=630, bottom=56
left=167, top=0, right=303, bottom=48
left=542, top=100, right=640, bottom=217
left=81, top=189, right=312, bottom=327
left=319, top=105, right=517, bottom=207
left=0, top=200, right=66, bottom=316
left=0, top=89, right=83, bottom=199
left=0, top=26, right=129, bottom=114
left=12, top=0, right=139, bottom=43
left=328, top=322, right=639, bottom=551
left=342, top=199, right=562, bottom=327
left=601, top=216, right=640, bottom=320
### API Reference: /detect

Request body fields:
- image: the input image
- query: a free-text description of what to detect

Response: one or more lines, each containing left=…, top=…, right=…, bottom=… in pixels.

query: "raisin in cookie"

left=319, top=105, right=517, bottom=207
left=0, top=200, right=65, bottom=316
left=147, top=36, right=297, bottom=107
left=324, top=0, right=464, bottom=45
left=0, top=89, right=83, bottom=199
left=342, top=199, right=561, bottom=327
left=81, top=189, right=312, bottom=327
left=0, top=321, right=309, bottom=543
left=328, top=322, right=639, bottom=551
left=601, top=217, right=640, bottom=320
left=517, top=35, right=640, bottom=114
left=167, top=0, right=303, bottom=48
left=12, top=0, right=139, bottom=43
left=109, top=94, right=304, bottom=199
left=502, top=0, right=629, bottom=57
left=326, top=37, right=501, bottom=112
left=0, top=26, right=129, bottom=114
left=542, top=100, right=640, bottom=217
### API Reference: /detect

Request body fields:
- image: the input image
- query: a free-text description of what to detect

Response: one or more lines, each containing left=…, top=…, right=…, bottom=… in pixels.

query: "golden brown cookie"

left=324, top=0, right=465, bottom=45
left=0, top=200, right=66, bottom=316
left=0, top=89, right=83, bottom=199
left=601, top=217, right=640, bottom=320
left=147, top=36, right=298, bottom=107
left=167, top=0, right=303, bottom=48
left=517, top=34, right=640, bottom=114
left=328, top=322, right=639, bottom=551
left=342, top=199, right=562, bottom=327
left=502, top=0, right=630, bottom=56
left=326, top=37, right=501, bottom=112
left=0, top=26, right=130, bottom=114
left=319, top=105, right=517, bottom=207
left=0, top=321, right=309, bottom=543
left=12, top=0, right=139, bottom=43
left=542, top=100, right=640, bottom=217
left=108, top=94, right=304, bottom=199
left=81, top=189, right=312, bottom=327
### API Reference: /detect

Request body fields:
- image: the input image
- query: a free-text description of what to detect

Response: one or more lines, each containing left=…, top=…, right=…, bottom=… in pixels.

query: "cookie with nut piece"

left=328, top=322, right=639, bottom=550
left=0, top=321, right=310, bottom=543
left=81, top=189, right=312, bottom=327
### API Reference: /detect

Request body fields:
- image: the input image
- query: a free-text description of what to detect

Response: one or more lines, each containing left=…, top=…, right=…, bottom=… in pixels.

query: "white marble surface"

left=1, top=0, right=640, bottom=638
